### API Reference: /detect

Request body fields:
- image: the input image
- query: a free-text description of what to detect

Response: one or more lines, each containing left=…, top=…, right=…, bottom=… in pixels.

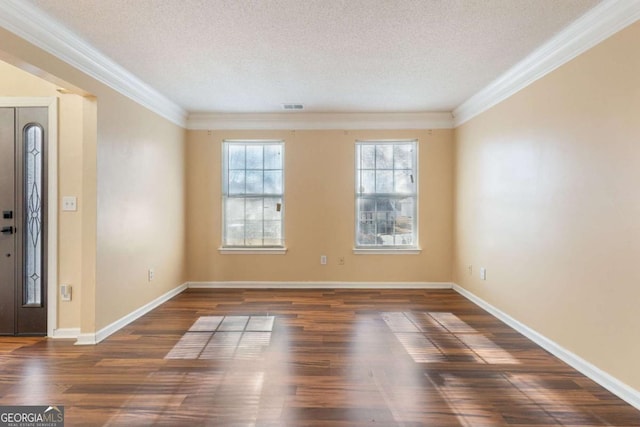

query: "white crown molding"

left=453, top=0, right=640, bottom=126
left=188, top=281, right=453, bottom=289
left=187, top=112, right=454, bottom=130
left=0, top=0, right=187, bottom=127
left=453, top=284, right=640, bottom=411
left=74, top=283, right=188, bottom=345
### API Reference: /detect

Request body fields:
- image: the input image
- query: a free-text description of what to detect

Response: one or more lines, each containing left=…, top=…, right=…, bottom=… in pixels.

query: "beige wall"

left=454, top=22, right=640, bottom=390
left=187, top=129, right=453, bottom=282
left=0, top=60, right=84, bottom=329
left=0, top=28, right=187, bottom=333
left=96, top=92, right=186, bottom=329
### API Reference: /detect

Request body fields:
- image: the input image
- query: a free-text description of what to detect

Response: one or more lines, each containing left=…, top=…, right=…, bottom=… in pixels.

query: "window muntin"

left=355, top=141, right=417, bottom=249
left=223, top=141, right=284, bottom=247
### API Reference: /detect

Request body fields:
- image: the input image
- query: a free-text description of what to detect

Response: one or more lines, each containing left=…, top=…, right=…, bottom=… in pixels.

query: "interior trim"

left=353, top=248, right=422, bottom=255
left=187, top=112, right=454, bottom=130
left=51, top=327, right=80, bottom=339
left=188, top=281, right=453, bottom=289
left=74, top=283, right=188, bottom=345
left=218, top=247, right=288, bottom=255
left=453, top=283, right=640, bottom=411
left=453, top=0, right=640, bottom=126
left=0, top=0, right=187, bottom=127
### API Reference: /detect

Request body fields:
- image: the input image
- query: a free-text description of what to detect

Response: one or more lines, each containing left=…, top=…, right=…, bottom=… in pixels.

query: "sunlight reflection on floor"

left=383, top=311, right=519, bottom=365
left=165, top=315, right=274, bottom=360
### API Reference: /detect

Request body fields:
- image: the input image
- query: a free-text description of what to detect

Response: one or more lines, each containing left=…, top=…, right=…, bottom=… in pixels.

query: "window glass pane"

left=358, top=170, right=375, bottom=194
left=229, top=145, right=245, bottom=169
left=246, top=170, right=263, bottom=194
left=263, top=221, right=282, bottom=246
left=245, top=221, right=263, bottom=245
left=394, top=144, right=412, bottom=169
left=246, top=145, right=263, bottom=169
left=264, top=170, right=282, bottom=194
left=394, top=170, right=413, bottom=194
left=226, top=222, right=245, bottom=246
left=394, top=197, right=415, bottom=245
left=361, top=145, right=375, bottom=169
left=376, top=199, right=393, bottom=245
left=225, top=198, right=245, bottom=221
left=228, top=171, right=245, bottom=194
left=356, top=198, right=376, bottom=246
left=245, top=198, right=263, bottom=221
left=375, top=145, right=393, bottom=169
left=264, top=145, right=282, bottom=169
left=376, top=170, right=393, bottom=193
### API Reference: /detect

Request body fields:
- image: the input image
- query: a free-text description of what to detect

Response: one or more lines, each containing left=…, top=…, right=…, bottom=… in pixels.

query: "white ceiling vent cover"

left=282, top=103, right=304, bottom=110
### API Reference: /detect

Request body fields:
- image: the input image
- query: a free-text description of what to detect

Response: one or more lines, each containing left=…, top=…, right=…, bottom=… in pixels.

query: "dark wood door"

left=0, top=107, right=47, bottom=336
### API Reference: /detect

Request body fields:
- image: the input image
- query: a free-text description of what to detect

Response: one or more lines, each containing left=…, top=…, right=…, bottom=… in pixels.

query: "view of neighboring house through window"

left=222, top=140, right=284, bottom=247
left=355, top=140, right=418, bottom=249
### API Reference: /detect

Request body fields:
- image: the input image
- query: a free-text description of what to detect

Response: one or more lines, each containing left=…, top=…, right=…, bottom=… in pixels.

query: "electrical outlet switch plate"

left=62, top=196, right=77, bottom=211
left=60, top=284, right=72, bottom=301
left=148, top=268, right=155, bottom=281
left=320, top=255, right=327, bottom=265
left=480, top=267, right=487, bottom=280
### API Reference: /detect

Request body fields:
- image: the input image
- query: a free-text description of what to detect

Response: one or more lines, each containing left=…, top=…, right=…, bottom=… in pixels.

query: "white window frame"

left=354, top=140, right=420, bottom=254
left=220, top=140, right=286, bottom=254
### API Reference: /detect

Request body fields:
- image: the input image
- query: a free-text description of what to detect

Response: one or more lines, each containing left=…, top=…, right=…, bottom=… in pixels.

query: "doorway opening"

left=0, top=99, right=57, bottom=336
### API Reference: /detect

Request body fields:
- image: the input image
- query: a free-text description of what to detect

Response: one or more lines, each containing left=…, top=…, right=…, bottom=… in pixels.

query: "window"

left=355, top=140, right=418, bottom=250
left=24, top=124, right=44, bottom=305
left=222, top=140, right=284, bottom=248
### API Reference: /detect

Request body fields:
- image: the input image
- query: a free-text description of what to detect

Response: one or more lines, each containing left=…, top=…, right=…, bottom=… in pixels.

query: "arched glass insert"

left=24, top=124, right=43, bottom=306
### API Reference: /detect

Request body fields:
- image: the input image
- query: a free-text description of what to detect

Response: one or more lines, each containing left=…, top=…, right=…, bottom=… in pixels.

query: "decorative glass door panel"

left=23, top=124, right=43, bottom=306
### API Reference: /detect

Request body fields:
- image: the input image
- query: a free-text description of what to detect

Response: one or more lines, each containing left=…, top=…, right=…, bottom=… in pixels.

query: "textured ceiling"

left=28, top=0, right=600, bottom=113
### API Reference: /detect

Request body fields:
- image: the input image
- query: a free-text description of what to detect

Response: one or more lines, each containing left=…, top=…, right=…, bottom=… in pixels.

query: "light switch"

left=62, top=196, right=77, bottom=211
left=60, top=284, right=72, bottom=301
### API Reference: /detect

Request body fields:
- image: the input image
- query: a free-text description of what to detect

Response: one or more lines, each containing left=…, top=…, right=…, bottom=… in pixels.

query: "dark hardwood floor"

left=0, top=288, right=638, bottom=426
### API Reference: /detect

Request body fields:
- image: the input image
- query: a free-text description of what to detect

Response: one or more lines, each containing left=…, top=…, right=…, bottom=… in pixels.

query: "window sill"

left=353, top=248, right=422, bottom=255
left=218, top=247, right=288, bottom=255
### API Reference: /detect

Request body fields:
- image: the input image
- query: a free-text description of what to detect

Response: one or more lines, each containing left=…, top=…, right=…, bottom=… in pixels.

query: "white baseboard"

left=50, top=328, right=80, bottom=339
left=452, top=283, right=640, bottom=411
left=74, top=283, right=188, bottom=346
left=75, top=333, right=97, bottom=345
left=188, top=281, right=454, bottom=289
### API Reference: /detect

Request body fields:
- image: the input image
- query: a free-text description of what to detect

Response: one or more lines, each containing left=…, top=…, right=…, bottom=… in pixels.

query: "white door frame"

left=0, top=97, right=58, bottom=337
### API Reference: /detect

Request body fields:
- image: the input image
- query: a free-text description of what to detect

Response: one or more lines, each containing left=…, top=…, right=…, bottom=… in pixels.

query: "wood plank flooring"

left=0, top=289, right=638, bottom=426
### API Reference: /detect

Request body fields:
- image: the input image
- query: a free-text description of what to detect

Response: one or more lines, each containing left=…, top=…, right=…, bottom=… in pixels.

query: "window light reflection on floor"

left=165, top=315, right=274, bottom=360
left=382, top=312, right=519, bottom=365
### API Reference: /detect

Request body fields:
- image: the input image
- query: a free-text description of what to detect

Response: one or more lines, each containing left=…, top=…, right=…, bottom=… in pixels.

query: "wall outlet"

left=320, top=255, right=327, bottom=265
left=338, top=256, right=345, bottom=265
left=148, top=268, right=155, bottom=282
left=468, top=265, right=473, bottom=275
left=62, top=196, right=77, bottom=212
left=60, top=284, right=72, bottom=301
left=480, top=267, right=487, bottom=281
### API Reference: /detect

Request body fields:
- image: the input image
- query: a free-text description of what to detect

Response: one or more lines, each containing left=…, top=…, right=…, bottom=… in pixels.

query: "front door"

left=0, top=107, right=48, bottom=336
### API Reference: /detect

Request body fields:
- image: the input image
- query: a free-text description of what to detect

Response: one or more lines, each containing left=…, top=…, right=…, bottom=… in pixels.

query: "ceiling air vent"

left=282, top=103, right=304, bottom=110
